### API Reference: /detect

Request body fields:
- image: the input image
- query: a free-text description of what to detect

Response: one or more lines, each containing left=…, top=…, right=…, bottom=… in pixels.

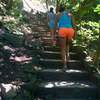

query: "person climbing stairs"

left=34, top=32, right=99, bottom=100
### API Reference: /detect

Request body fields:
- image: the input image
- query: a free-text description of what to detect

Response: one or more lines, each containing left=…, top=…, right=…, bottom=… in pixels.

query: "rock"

left=0, top=83, right=19, bottom=98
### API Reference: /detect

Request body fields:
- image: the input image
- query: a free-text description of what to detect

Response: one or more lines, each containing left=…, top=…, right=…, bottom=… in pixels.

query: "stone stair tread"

left=42, top=37, right=52, bottom=39
left=54, top=98, right=98, bottom=100
left=39, top=69, right=87, bottom=73
left=37, top=81, right=97, bottom=98
left=42, top=37, right=59, bottom=40
left=43, top=46, right=76, bottom=52
left=44, top=45, right=76, bottom=51
left=37, top=69, right=90, bottom=81
left=42, top=51, right=60, bottom=54
left=39, top=81, right=97, bottom=89
left=43, top=48, right=60, bottom=52
left=39, top=58, right=83, bottom=69
left=40, top=51, right=79, bottom=60
left=31, top=23, right=99, bottom=99
left=43, top=45, right=73, bottom=48
left=42, top=34, right=58, bottom=37
left=40, top=58, right=80, bottom=62
left=44, top=45, right=59, bottom=47
left=42, top=51, right=76, bottom=55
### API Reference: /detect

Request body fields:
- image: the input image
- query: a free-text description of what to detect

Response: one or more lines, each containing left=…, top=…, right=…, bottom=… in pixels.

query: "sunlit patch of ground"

left=23, top=0, right=47, bottom=13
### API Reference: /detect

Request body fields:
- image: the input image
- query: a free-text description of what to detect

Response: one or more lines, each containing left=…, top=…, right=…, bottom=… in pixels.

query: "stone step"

left=41, top=38, right=60, bottom=46
left=36, top=81, right=97, bottom=99
left=41, top=34, right=59, bottom=38
left=37, top=97, right=99, bottom=100
left=54, top=98, right=98, bottom=100
left=40, top=51, right=79, bottom=60
left=42, top=41, right=60, bottom=46
left=39, top=97, right=99, bottom=100
left=43, top=46, right=64, bottom=52
left=41, top=37, right=54, bottom=44
left=41, top=35, right=71, bottom=43
left=37, top=69, right=90, bottom=81
left=41, top=36, right=59, bottom=40
left=41, top=36, right=59, bottom=43
left=39, top=58, right=84, bottom=70
left=42, top=37, right=53, bottom=40
left=36, top=97, right=98, bottom=100
left=43, top=45, right=77, bottom=52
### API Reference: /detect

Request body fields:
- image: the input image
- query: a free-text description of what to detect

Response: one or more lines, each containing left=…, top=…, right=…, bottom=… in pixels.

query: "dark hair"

left=59, top=5, right=65, bottom=12
left=50, top=7, right=54, bottom=13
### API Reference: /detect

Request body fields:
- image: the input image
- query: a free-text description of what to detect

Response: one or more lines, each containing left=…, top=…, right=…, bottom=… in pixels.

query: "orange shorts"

left=59, top=28, right=74, bottom=39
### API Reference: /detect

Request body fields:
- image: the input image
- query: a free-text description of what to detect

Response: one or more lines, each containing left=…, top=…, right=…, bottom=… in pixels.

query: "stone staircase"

left=34, top=33, right=99, bottom=100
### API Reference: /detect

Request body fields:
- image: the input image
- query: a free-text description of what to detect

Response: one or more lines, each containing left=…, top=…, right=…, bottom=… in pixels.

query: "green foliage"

left=94, top=4, right=100, bottom=14
left=10, top=0, right=23, bottom=16
left=73, top=20, right=100, bottom=71
left=0, top=1, right=6, bottom=15
left=74, top=21, right=99, bottom=55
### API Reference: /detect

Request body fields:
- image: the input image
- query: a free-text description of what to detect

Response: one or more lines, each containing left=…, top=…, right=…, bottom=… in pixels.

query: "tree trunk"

left=46, top=0, right=49, bottom=10
left=56, top=0, right=61, bottom=13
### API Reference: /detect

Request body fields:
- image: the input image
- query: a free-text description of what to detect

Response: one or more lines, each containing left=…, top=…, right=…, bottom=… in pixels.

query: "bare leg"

left=51, top=29, right=54, bottom=40
left=60, top=37, right=72, bottom=70
left=66, top=38, right=70, bottom=60
left=50, top=29, right=56, bottom=46
left=66, top=38, right=72, bottom=60
left=60, top=37, right=67, bottom=69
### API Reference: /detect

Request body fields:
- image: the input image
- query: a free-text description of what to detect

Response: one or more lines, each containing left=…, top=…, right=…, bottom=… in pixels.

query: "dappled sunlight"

left=65, top=69, right=84, bottom=73
left=45, top=82, right=54, bottom=88
left=21, top=25, right=32, bottom=34
left=3, top=45, right=16, bottom=52
left=47, top=69, right=86, bottom=73
left=1, top=83, right=18, bottom=93
left=43, top=81, right=91, bottom=88
left=85, top=56, right=93, bottom=62
left=34, top=66, right=42, bottom=71
left=0, top=79, right=25, bottom=98
left=2, top=16, right=16, bottom=22
left=42, top=69, right=85, bottom=73
left=55, top=69, right=61, bottom=72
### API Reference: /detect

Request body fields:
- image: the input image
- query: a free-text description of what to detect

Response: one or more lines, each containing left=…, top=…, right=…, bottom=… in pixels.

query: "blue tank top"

left=48, top=12, right=55, bottom=22
left=58, top=11, right=73, bottom=28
